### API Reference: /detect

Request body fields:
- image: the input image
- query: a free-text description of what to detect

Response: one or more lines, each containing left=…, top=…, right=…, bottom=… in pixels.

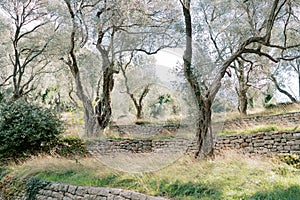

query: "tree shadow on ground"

left=247, top=185, right=300, bottom=200
left=96, top=175, right=222, bottom=199
left=155, top=179, right=221, bottom=199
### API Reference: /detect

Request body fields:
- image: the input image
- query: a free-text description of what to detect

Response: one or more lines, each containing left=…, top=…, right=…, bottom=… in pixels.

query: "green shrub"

left=55, top=136, right=88, bottom=158
left=277, top=153, right=300, bottom=169
left=264, top=103, right=277, bottom=109
left=0, top=100, right=64, bottom=161
left=26, top=177, right=49, bottom=200
left=0, top=175, right=26, bottom=199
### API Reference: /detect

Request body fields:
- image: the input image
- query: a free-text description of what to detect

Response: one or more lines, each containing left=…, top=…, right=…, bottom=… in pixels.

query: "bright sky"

left=154, top=48, right=184, bottom=86
left=155, top=48, right=183, bottom=68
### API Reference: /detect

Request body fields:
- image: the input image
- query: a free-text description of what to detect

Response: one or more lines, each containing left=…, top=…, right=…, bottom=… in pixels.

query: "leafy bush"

left=277, top=153, right=300, bottom=169
left=0, top=175, right=27, bottom=199
left=264, top=103, right=277, bottom=109
left=0, top=100, right=64, bottom=161
left=54, top=136, right=88, bottom=158
left=26, top=177, right=49, bottom=200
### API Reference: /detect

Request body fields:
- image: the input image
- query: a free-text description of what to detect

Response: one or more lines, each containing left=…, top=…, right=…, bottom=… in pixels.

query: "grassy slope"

left=217, top=103, right=300, bottom=136
left=219, top=124, right=300, bottom=136
left=2, top=104, right=300, bottom=199
left=7, top=152, right=300, bottom=200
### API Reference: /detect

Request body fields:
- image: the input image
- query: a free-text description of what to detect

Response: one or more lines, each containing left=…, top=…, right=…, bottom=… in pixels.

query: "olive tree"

left=118, top=53, right=157, bottom=120
left=94, top=0, right=180, bottom=129
left=62, top=0, right=179, bottom=136
left=180, top=0, right=300, bottom=157
left=0, top=0, right=60, bottom=99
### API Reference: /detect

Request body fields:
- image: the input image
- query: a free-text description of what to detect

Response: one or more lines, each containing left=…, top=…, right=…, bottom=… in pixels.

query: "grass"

left=219, top=124, right=300, bottom=136
left=3, top=151, right=300, bottom=200
left=252, top=102, right=300, bottom=117
left=213, top=102, right=300, bottom=122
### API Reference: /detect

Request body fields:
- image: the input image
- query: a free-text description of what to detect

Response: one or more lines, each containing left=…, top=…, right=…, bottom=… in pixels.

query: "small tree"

left=118, top=53, right=157, bottom=120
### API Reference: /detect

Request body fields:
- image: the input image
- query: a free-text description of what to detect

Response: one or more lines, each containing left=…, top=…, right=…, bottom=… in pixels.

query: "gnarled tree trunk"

left=194, top=97, right=214, bottom=158
left=181, top=0, right=214, bottom=157
left=181, top=0, right=290, bottom=157
left=94, top=66, right=114, bottom=129
left=237, top=88, right=248, bottom=116
left=64, top=0, right=101, bottom=137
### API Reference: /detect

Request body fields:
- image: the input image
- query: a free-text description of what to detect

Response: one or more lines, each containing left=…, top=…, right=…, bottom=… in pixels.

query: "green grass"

left=213, top=102, right=300, bottom=122
left=219, top=124, right=300, bottom=136
left=3, top=152, right=300, bottom=200
left=253, top=102, right=300, bottom=116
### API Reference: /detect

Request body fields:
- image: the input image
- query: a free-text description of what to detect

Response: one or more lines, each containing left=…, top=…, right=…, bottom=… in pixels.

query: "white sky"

left=155, top=48, right=183, bottom=68
left=154, top=48, right=183, bottom=86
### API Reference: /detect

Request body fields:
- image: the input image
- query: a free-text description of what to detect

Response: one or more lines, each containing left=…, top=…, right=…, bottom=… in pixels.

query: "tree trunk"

left=95, top=66, right=114, bottom=129
left=298, top=74, right=300, bottom=100
left=194, top=98, right=214, bottom=158
left=135, top=85, right=150, bottom=120
left=181, top=0, right=214, bottom=158
left=238, top=89, right=248, bottom=116
left=234, top=59, right=250, bottom=116
left=74, top=75, right=101, bottom=137
left=64, top=0, right=102, bottom=137
left=136, top=105, right=142, bottom=120
left=83, top=102, right=100, bottom=137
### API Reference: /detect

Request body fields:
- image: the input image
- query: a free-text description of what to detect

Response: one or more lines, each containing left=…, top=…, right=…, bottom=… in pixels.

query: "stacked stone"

left=88, top=138, right=192, bottom=155
left=152, top=138, right=191, bottom=153
left=36, top=183, right=168, bottom=200
left=88, top=139, right=153, bottom=154
left=88, top=131, right=300, bottom=156
left=214, top=131, right=300, bottom=155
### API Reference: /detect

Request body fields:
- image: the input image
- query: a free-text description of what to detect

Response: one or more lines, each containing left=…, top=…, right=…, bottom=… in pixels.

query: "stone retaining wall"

left=222, top=112, right=300, bottom=130
left=87, top=137, right=191, bottom=154
left=30, top=182, right=168, bottom=200
left=215, top=131, right=300, bottom=155
left=88, top=131, right=300, bottom=156
left=186, top=131, right=300, bottom=155
left=110, top=124, right=180, bottom=137
left=110, top=112, right=300, bottom=135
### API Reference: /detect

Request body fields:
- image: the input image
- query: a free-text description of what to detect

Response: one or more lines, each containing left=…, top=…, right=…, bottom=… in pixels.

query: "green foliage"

left=249, top=185, right=300, bottom=200
left=55, top=136, right=89, bottom=158
left=0, top=87, right=13, bottom=104
left=212, top=99, right=228, bottom=113
left=0, top=100, right=64, bottom=161
left=277, top=153, right=300, bottom=169
left=156, top=180, right=218, bottom=199
left=264, top=93, right=273, bottom=104
left=219, top=125, right=300, bottom=136
left=0, top=175, right=26, bottom=199
left=26, top=177, right=49, bottom=200
left=264, top=103, right=277, bottom=109
left=0, top=91, right=3, bottom=103
left=135, top=119, right=151, bottom=125
left=157, top=94, right=171, bottom=105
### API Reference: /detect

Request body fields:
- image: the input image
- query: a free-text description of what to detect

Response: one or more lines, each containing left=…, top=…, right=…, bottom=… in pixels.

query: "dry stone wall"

left=29, top=182, right=168, bottom=200
left=215, top=131, right=300, bottom=155
left=184, top=131, right=300, bottom=155
left=87, top=137, right=191, bottom=155
left=88, top=131, right=300, bottom=156
left=111, top=112, right=300, bottom=135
